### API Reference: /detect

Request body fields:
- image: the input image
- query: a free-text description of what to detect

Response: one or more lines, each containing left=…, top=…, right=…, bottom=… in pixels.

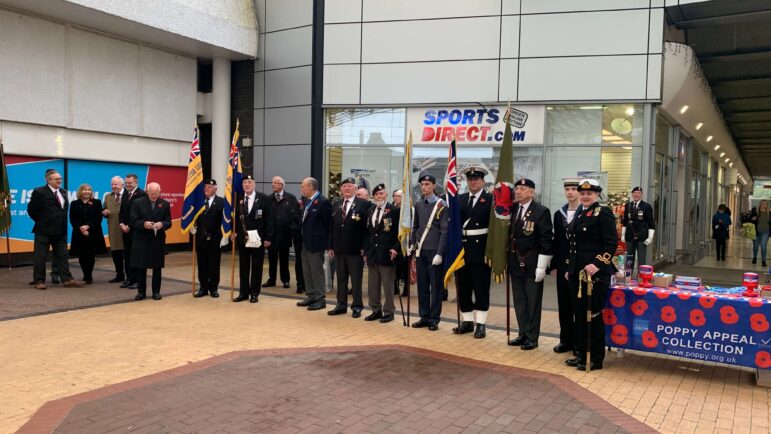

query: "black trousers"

left=123, top=232, right=137, bottom=283
left=33, top=234, right=73, bottom=283
left=293, top=235, right=305, bottom=290
left=111, top=249, right=125, bottom=279
left=267, top=243, right=290, bottom=284
left=626, top=239, right=647, bottom=270
left=197, top=238, right=222, bottom=292
left=136, top=268, right=162, bottom=295
left=569, top=272, right=608, bottom=364
left=239, top=246, right=265, bottom=296
left=456, top=262, right=491, bottom=312
left=393, top=254, right=409, bottom=294
left=78, top=254, right=96, bottom=281
left=556, top=267, right=575, bottom=349
left=335, top=253, right=364, bottom=309
left=416, top=250, right=444, bottom=324
left=715, top=239, right=727, bottom=260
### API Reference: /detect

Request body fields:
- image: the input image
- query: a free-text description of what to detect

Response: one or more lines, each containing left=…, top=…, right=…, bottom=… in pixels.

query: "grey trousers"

left=336, top=253, right=364, bottom=309
left=301, top=250, right=326, bottom=301
left=368, top=264, right=395, bottom=315
left=510, top=274, right=544, bottom=343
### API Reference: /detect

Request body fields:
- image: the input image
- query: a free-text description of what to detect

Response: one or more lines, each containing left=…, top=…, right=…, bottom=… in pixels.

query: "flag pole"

left=230, top=207, right=236, bottom=301
left=407, top=254, right=412, bottom=327
left=191, top=235, right=197, bottom=297
left=505, top=266, right=511, bottom=341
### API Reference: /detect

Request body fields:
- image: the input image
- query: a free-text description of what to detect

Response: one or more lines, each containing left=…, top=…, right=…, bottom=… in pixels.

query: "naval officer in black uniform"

left=551, top=177, right=581, bottom=353
left=193, top=179, right=225, bottom=298
left=453, top=166, right=492, bottom=339
left=622, top=186, right=655, bottom=271
left=565, top=179, right=618, bottom=371
left=507, top=178, right=553, bottom=350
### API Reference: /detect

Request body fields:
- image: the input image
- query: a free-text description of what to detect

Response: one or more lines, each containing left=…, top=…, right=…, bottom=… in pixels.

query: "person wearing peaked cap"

left=193, top=178, right=225, bottom=298
left=507, top=178, right=553, bottom=350
left=622, top=185, right=655, bottom=273
left=453, top=167, right=492, bottom=338
left=409, top=173, right=449, bottom=331
left=550, top=177, right=582, bottom=354
left=364, top=183, right=400, bottom=323
left=264, top=176, right=301, bottom=292
left=564, top=178, right=618, bottom=371
left=327, top=176, right=370, bottom=318
left=231, top=174, right=273, bottom=303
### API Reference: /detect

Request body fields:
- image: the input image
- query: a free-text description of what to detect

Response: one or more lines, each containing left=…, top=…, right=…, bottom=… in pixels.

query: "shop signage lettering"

left=407, top=105, right=545, bottom=146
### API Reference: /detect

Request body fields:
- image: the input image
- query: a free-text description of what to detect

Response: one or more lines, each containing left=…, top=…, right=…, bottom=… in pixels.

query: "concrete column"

left=212, top=57, right=231, bottom=188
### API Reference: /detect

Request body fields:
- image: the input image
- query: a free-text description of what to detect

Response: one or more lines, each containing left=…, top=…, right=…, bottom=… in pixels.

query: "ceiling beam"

left=673, top=9, right=771, bottom=29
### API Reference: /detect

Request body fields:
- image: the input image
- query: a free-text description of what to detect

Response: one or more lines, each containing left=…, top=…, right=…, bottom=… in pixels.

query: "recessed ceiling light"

left=729, top=162, right=734, bottom=167
left=696, top=123, right=703, bottom=130
left=680, top=105, right=689, bottom=114
left=725, top=158, right=730, bottom=163
left=714, top=145, right=720, bottom=151
left=706, top=136, right=713, bottom=142
left=625, top=107, right=635, bottom=116
left=720, top=152, right=725, bottom=157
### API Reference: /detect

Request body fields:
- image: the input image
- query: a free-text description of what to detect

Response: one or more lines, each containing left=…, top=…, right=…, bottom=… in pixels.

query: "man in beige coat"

left=102, top=176, right=126, bottom=283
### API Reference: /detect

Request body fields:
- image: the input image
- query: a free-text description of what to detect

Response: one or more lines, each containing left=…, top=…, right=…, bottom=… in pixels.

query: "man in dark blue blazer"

left=26, top=170, right=84, bottom=289
left=296, top=177, right=332, bottom=311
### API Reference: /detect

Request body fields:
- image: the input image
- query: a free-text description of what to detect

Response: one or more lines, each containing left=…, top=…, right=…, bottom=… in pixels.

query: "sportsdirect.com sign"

left=406, top=105, right=545, bottom=146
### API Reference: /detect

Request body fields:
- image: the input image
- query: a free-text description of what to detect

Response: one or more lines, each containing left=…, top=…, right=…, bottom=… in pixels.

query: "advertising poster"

left=2, top=156, right=187, bottom=253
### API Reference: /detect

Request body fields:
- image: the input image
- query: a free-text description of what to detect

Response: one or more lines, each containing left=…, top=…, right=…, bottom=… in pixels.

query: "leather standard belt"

left=463, top=228, right=488, bottom=236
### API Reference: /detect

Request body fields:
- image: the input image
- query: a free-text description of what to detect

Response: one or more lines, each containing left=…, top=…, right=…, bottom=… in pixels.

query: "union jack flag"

left=181, top=125, right=204, bottom=233
left=443, top=140, right=464, bottom=285
left=221, top=119, right=242, bottom=239
left=188, top=131, right=200, bottom=160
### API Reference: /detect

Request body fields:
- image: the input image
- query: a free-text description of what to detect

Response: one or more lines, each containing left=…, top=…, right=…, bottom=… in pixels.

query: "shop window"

left=654, top=115, right=672, bottom=156
left=542, top=146, right=642, bottom=214
left=545, top=104, right=644, bottom=145
left=325, top=108, right=406, bottom=146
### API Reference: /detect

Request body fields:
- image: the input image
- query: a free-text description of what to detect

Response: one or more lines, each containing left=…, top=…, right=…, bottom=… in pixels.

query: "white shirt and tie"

left=516, top=200, right=532, bottom=223
left=371, top=205, right=384, bottom=226
left=49, top=185, right=64, bottom=208
left=246, top=193, right=255, bottom=214
left=468, top=191, right=482, bottom=208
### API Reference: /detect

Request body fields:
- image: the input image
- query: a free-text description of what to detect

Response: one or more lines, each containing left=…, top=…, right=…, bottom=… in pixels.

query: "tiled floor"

left=1, top=250, right=769, bottom=433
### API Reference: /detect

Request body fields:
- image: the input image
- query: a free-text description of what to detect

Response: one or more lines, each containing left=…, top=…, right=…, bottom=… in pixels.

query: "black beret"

left=515, top=178, right=535, bottom=189
left=242, top=174, right=255, bottom=181
left=205, top=179, right=217, bottom=186
left=419, top=174, right=436, bottom=184
left=341, top=177, right=356, bottom=186
left=632, top=186, right=642, bottom=193
left=578, top=179, right=602, bottom=193
left=372, top=183, right=386, bottom=194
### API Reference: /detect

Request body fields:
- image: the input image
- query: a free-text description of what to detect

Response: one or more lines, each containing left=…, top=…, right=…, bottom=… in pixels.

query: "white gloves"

left=219, top=237, right=230, bottom=248
left=534, top=254, right=552, bottom=283
left=643, top=229, right=655, bottom=246
left=190, top=227, right=197, bottom=235
left=621, top=227, right=626, bottom=240
left=432, top=254, right=443, bottom=266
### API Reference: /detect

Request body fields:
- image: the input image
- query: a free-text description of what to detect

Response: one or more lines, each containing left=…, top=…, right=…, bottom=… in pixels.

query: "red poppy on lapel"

left=313, top=199, right=318, bottom=205
left=479, top=198, right=486, bottom=203
left=157, top=203, right=163, bottom=208
left=586, top=210, right=593, bottom=217
left=384, top=208, right=391, bottom=214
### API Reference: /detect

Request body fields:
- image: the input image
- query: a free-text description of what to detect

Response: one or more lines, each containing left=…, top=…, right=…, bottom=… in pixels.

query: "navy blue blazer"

left=301, top=193, right=332, bottom=253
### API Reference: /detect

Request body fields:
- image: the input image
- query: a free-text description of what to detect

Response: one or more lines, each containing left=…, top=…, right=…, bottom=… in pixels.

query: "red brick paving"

left=20, top=346, right=655, bottom=434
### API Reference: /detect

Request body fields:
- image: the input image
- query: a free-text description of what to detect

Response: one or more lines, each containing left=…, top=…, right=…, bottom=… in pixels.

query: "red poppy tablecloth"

left=604, top=286, right=771, bottom=369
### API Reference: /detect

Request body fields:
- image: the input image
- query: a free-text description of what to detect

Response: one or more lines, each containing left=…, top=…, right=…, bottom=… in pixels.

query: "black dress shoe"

left=380, top=314, right=394, bottom=323
left=134, top=294, right=146, bottom=301
left=452, top=321, right=474, bottom=335
left=120, top=281, right=131, bottom=288
left=753, top=258, right=757, bottom=264
left=428, top=323, right=439, bottom=331
left=296, top=287, right=305, bottom=294
left=411, top=319, right=430, bottom=328
left=128, top=283, right=138, bottom=290
left=282, top=282, right=290, bottom=289
left=521, top=340, right=538, bottom=350
left=152, top=293, right=162, bottom=301
left=352, top=308, right=362, bottom=319
left=210, top=291, right=220, bottom=298
left=401, top=290, right=409, bottom=297
left=194, top=289, right=208, bottom=298
left=51, top=274, right=60, bottom=284
left=262, top=280, right=276, bottom=288
left=565, top=357, right=584, bottom=367
left=297, top=297, right=314, bottom=307
left=233, top=293, right=249, bottom=302
left=327, top=305, right=347, bottom=316
left=108, top=276, right=124, bottom=283
left=474, top=324, right=486, bottom=339
left=307, top=300, right=326, bottom=310
left=553, top=343, right=572, bottom=353
left=508, top=335, right=527, bottom=346
left=84, top=279, right=93, bottom=284
left=764, top=261, right=768, bottom=267
left=364, top=311, right=383, bottom=321
left=250, top=295, right=258, bottom=303
left=576, top=361, right=603, bottom=371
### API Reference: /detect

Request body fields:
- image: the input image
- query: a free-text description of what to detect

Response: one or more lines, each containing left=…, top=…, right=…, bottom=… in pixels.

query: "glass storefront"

left=323, top=105, right=646, bottom=212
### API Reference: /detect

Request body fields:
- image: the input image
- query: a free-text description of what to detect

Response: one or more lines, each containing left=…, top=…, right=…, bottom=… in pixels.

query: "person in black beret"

left=565, top=178, right=618, bottom=371
left=193, top=179, right=225, bottom=298
left=508, top=178, right=553, bottom=350
left=364, top=183, right=400, bottom=323
left=232, top=174, right=273, bottom=303
left=263, top=176, right=302, bottom=291
left=453, top=166, right=493, bottom=338
left=622, top=186, right=655, bottom=272
left=328, top=177, right=370, bottom=318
